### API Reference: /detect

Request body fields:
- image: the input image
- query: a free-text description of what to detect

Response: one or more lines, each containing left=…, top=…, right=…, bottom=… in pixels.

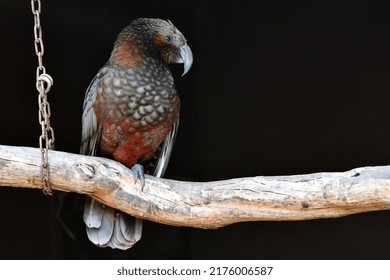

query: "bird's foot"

left=131, top=164, right=145, bottom=191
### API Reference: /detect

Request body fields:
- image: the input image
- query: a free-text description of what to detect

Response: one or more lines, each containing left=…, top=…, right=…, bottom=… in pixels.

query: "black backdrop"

left=1, top=0, right=390, bottom=259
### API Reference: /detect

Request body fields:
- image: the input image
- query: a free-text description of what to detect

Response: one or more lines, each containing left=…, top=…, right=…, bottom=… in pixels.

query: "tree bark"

left=0, top=144, right=389, bottom=228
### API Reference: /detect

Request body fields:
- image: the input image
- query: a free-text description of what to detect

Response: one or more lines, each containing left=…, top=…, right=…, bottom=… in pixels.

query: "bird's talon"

left=132, top=164, right=145, bottom=191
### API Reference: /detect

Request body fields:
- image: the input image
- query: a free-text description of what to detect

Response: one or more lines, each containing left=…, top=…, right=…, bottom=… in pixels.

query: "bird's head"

left=113, top=18, right=193, bottom=76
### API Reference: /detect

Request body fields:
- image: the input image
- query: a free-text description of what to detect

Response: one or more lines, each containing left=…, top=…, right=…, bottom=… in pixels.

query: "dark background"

left=1, top=0, right=390, bottom=259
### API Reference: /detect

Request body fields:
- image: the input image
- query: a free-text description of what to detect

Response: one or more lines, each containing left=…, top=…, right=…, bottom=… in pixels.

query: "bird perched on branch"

left=80, top=18, right=193, bottom=250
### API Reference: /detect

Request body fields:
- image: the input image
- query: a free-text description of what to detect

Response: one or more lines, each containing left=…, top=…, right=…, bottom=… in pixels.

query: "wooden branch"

left=1, top=144, right=390, bottom=228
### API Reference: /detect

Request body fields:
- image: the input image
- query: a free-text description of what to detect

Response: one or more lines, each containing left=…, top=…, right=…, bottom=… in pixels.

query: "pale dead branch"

left=1, top=144, right=390, bottom=228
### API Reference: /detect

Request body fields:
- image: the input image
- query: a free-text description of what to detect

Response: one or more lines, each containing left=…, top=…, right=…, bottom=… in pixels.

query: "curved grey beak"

left=179, top=43, right=193, bottom=76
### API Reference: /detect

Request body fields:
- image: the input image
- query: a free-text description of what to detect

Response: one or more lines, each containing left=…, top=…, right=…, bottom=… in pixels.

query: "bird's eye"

left=164, top=35, right=172, bottom=43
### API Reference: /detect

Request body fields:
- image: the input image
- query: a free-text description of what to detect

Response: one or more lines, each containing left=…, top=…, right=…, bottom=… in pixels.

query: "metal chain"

left=31, top=0, right=55, bottom=196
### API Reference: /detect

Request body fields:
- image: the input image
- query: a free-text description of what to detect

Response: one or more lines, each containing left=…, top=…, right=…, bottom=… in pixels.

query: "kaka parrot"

left=80, top=18, right=193, bottom=250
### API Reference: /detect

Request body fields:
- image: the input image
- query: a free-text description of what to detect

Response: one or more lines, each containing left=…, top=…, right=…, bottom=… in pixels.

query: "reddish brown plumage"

left=94, top=96, right=180, bottom=167
left=110, top=41, right=144, bottom=68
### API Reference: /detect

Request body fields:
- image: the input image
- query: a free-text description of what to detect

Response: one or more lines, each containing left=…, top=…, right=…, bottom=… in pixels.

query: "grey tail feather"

left=83, top=197, right=142, bottom=250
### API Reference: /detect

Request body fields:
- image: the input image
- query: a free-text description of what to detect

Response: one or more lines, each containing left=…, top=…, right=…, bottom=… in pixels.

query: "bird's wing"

left=81, top=68, right=107, bottom=234
left=153, top=118, right=179, bottom=178
left=80, top=68, right=105, bottom=156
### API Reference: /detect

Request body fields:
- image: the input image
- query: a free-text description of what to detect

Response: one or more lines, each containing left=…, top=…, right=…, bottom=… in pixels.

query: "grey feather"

left=80, top=69, right=105, bottom=156
left=83, top=197, right=104, bottom=228
left=106, top=215, right=143, bottom=250
left=106, top=215, right=129, bottom=249
left=120, top=215, right=143, bottom=243
left=85, top=206, right=115, bottom=246
left=153, top=119, right=179, bottom=177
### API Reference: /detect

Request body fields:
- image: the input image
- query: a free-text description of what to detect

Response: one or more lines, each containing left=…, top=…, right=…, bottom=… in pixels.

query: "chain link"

left=31, top=0, right=55, bottom=196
